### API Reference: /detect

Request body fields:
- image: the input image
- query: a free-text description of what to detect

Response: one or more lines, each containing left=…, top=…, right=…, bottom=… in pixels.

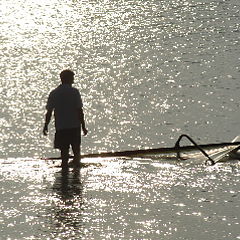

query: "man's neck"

left=62, top=83, right=72, bottom=86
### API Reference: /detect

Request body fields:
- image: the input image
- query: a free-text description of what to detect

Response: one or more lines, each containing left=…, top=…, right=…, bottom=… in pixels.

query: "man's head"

left=60, top=70, right=74, bottom=84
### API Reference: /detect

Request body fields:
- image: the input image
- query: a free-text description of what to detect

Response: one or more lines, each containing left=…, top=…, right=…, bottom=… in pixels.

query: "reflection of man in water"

left=43, top=70, right=88, bottom=169
left=50, top=170, right=84, bottom=233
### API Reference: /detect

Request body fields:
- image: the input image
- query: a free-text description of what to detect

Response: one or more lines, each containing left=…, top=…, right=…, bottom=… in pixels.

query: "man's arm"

left=79, top=108, right=88, bottom=136
left=43, top=109, right=53, bottom=136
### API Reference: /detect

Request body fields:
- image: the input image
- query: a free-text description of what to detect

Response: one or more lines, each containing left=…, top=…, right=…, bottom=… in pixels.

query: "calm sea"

left=0, top=0, right=239, bottom=239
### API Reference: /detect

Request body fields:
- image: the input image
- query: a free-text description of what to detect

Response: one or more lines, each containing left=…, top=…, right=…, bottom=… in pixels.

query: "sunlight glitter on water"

left=1, top=0, right=240, bottom=239
left=1, top=0, right=240, bottom=158
left=0, top=156, right=240, bottom=239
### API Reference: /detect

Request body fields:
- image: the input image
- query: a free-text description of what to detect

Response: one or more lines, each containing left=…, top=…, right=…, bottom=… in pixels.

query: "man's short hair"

left=60, top=70, right=74, bottom=83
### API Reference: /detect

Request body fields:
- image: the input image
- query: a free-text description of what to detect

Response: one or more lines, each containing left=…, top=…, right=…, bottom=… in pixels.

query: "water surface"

left=0, top=157, right=239, bottom=239
left=0, top=0, right=240, bottom=239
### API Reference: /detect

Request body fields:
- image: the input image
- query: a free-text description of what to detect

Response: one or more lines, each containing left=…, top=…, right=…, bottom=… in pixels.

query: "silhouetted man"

left=43, top=70, right=88, bottom=169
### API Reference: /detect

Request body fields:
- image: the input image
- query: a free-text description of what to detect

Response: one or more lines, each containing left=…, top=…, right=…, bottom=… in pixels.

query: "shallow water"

left=0, top=157, right=240, bottom=239
left=0, top=0, right=240, bottom=239
left=0, top=0, right=240, bottom=158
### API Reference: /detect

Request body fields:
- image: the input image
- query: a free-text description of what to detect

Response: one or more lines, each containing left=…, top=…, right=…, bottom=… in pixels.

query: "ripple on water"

left=0, top=0, right=240, bottom=158
left=0, top=157, right=240, bottom=239
left=0, top=0, right=240, bottom=239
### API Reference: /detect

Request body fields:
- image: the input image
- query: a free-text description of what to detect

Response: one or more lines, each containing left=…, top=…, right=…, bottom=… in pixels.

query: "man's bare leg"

left=61, top=148, right=69, bottom=169
left=72, top=144, right=81, bottom=167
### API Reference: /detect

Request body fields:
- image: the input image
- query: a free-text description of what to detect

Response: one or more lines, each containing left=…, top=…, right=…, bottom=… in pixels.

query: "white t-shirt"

left=46, top=84, right=83, bottom=130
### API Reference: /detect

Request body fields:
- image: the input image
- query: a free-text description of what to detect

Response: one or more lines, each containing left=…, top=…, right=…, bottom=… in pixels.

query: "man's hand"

left=83, top=127, right=88, bottom=136
left=43, top=110, right=52, bottom=136
left=43, top=125, right=48, bottom=136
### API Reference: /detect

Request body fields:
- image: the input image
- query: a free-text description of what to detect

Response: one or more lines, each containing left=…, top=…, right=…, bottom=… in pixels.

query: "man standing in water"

left=43, top=70, right=88, bottom=169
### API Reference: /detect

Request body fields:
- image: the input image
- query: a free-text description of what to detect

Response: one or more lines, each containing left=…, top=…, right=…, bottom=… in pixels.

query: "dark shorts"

left=54, top=128, right=81, bottom=149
